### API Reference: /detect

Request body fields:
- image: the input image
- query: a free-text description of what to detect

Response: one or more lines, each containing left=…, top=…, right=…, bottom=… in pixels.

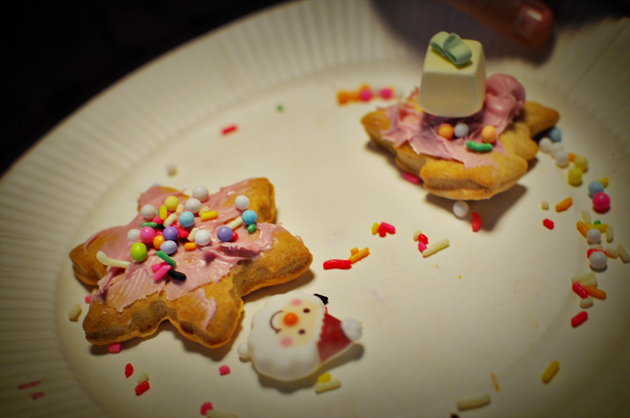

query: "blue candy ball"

left=163, top=226, right=179, bottom=241
left=242, top=209, right=257, bottom=225
left=547, top=126, right=562, bottom=143
left=179, top=211, right=195, bottom=228
left=160, top=240, right=178, bottom=255
left=217, top=226, right=233, bottom=242
left=588, top=181, right=604, bottom=198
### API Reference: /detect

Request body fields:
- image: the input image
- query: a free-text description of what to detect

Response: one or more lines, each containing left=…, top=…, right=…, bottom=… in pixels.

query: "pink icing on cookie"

left=382, top=74, right=526, bottom=168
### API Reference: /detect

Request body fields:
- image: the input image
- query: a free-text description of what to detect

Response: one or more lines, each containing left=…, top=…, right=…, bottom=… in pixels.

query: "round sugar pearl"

left=192, top=185, right=209, bottom=202
left=179, top=211, right=195, bottom=228
left=194, top=230, right=212, bottom=246
left=242, top=210, right=257, bottom=225
left=185, top=198, right=201, bottom=214
left=438, top=124, right=454, bottom=139
left=453, top=200, right=469, bottom=218
left=547, top=126, right=562, bottom=142
left=586, top=228, right=601, bottom=244
left=588, top=181, right=604, bottom=198
left=164, top=196, right=179, bottom=212
left=141, top=204, right=156, bottom=220
left=454, top=123, right=469, bottom=138
left=592, top=192, right=610, bottom=212
left=130, top=243, right=148, bottom=262
left=163, top=226, right=179, bottom=242
left=567, top=168, right=583, bottom=186
left=538, top=138, right=553, bottom=153
left=247, top=224, right=257, bottom=234
left=550, top=142, right=564, bottom=156
left=555, top=151, right=570, bottom=167
left=589, top=251, right=607, bottom=270
left=481, top=125, right=497, bottom=143
left=235, top=195, right=250, bottom=210
left=574, top=155, right=588, bottom=172
left=160, top=240, right=177, bottom=255
left=140, top=226, right=156, bottom=244
left=127, top=229, right=140, bottom=242
left=217, top=226, right=233, bottom=242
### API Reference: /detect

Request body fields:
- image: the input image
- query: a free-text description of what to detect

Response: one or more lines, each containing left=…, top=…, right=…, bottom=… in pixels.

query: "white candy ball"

left=586, top=228, right=601, bottom=244
left=589, top=251, right=607, bottom=269
left=550, top=142, right=564, bottom=156
left=539, top=137, right=553, bottom=153
left=141, top=204, right=156, bottom=220
left=555, top=151, right=570, bottom=167
left=127, top=229, right=141, bottom=241
left=453, top=123, right=469, bottom=138
left=453, top=200, right=469, bottom=218
left=185, top=198, right=202, bottom=214
left=235, top=195, right=250, bottom=210
left=194, top=230, right=212, bottom=246
left=192, top=185, right=209, bottom=202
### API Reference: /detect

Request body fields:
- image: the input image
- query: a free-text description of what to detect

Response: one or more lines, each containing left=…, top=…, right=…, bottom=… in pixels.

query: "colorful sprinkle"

left=67, top=304, right=82, bottom=321
left=323, top=259, right=352, bottom=270
left=348, top=248, right=369, bottom=264
left=125, top=363, right=134, bottom=378
left=201, top=402, right=214, bottom=415
left=571, top=311, right=588, bottom=327
left=96, top=251, right=130, bottom=269
left=18, top=380, right=43, bottom=390
left=371, top=222, right=380, bottom=235
left=30, top=392, right=45, bottom=400
left=184, top=242, right=197, bottom=251
left=571, top=282, right=589, bottom=299
left=542, top=360, right=559, bottom=384
left=466, top=140, right=493, bottom=152
left=456, top=393, right=491, bottom=411
left=153, top=264, right=171, bottom=281
left=108, top=343, right=121, bottom=354
left=247, top=223, right=257, bottom=234
left=422, top=238, right=449, bottom=257
left=471, top=211, right=481, bottom=232
left=314, top=378, right=341, bottom=394
left=219, top=365, right=231, bottom=376
left=135, top=380, right=150, bottom=396
left=402, top=171, right=420, bottom=184
left=157, top=250, right=176, bottom=267
left=167, top=269, right=187, bottom=281
left=543, top=219, right=554, bottom=229
left=555, top=197, right=573, bottom=212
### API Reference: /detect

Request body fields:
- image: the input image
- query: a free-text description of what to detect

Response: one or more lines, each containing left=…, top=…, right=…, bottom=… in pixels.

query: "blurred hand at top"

left=442, top=0, right=554, bottom=47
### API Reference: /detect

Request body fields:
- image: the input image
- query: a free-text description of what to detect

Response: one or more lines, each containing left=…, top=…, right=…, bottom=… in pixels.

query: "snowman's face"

left=270, top=297, right=320, bottom=348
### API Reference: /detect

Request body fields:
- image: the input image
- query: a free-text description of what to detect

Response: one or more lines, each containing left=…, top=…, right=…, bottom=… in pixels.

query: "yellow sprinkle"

left=371, top=222, right=380, bottom=235
left=598, top=177, right=608, bottom=187
left=555, top=197, right=572, bottom=212
left=580, top=210, right=591, bottom=225
left=588, top=224, right=608, bottom=233
left=201, top=211, right=218, bottom=221
left=456, top=393, right=491, bottom=411
left=618, top=244, right=630, bottom=263
left=576, top=221, right=588, bottom=238
left=491, top=372, right=500, bottom=392
left=422, top=238, right=449, bottom=258
left=541, top=201, right=549, bottom=210
left=317, top=373, right=332, bottom=383
left=159, top=205, right=168, bottom=221
left=314, top=378, right=341, bottom=394
left=184, top=242, right=197, bottom=251
left=348, top=248, right=370, bottom=263
left=604, top=247, right=618, bottom=258
left=96, top=251, right=130, bottom=269
left=67, top=304, right=82, bottom=321
left=542, top=360, right=559, bottom=384
left=606, top=226, right=614, bottom=243
left=350, top=248, right=359, bottom=255
left=413, top=230, right=422, bottom=241
left=137, top=372, right=149, bottom=384
left=199, top=206, right=210, bottom=215
left=163, top=213, right=178, bottom=227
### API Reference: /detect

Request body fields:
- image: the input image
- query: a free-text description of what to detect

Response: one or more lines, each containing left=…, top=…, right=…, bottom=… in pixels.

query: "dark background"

left=3, top=0, right=629, bottom=177
left=3, top=0, right=285, bottom=176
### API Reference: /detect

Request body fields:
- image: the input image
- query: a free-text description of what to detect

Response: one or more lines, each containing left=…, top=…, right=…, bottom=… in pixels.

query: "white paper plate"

left=1, top=1, right=629, bottom=417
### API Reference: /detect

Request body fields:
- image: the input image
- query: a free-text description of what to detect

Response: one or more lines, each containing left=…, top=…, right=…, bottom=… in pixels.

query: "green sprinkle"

left=157, top=250, right=176, bottom=267
left=167, top=269, right=186, bottom=281
left=594, top=220, right=601, bottom=225
left=247, top=224, right=257, bottom=234
left=277, top=104, right=284, bottom=112
left=141, top=222, right=159, bottom=228
left=466, top=140, right=493, bottom=152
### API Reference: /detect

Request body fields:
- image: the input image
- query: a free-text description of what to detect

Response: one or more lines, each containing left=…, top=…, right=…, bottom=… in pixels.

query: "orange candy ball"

left=481, top=125, right=497, bottom=143
left=438, top=123, right=454, bottom=139
left=283, top=312, right=299, bottom=326
left=153, top=234, right=166, bottom=250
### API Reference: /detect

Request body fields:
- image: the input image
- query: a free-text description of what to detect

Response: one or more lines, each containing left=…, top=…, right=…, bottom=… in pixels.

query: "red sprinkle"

left=221, top=125, right=238, bottom=135
left=178, top=227, right=189, bottom=239
left=135, top=380, right=150, bottom=396
left=153, top=216, right=164, bottom=225
left=18, top=380, right=43, bottom=390
left=402, top=172, right=420, bottom=184
left=219, top=365, right=231, bottom=375
left=418, top=234, right=428, bottom=245
left=571, top=283, right=589, bottom=299
left=108, top=343, right=121, bottom=354
left=377, top=223, right=387, bottom=237
left=323, top=259, right=352, bottom=270
left=543, top=219, right=554, bottom=229
left=85, top=294, right=92, bottom=304
left=571, top=311, right=588, bottom=327
left=31, top=392, right=45, bottom=400
left=471, top=211, right=482, bottom=232
left=418, top=241, right=427, bottom=252
left=587, top=248, right=605, bottom=258
left=200, top=402, right=214, bottom=415
left=125, top=363, right=134, bottom=378
left=381, top=222, right=396, bottom=234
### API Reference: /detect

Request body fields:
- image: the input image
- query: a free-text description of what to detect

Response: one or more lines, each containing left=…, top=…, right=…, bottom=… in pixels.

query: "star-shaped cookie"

left=361, top=80, right=560, bottom=200
left=70, top=178, right=312, bottom=348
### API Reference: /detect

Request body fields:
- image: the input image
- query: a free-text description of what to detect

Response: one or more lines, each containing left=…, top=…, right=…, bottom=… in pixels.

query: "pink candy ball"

left=379, top=87, right=393, bottom=99
left=592, top=192, right=610, bottom=212
left=140, top=226, right=156, bottom=244
left=359, top=88, right=373, bottom=102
